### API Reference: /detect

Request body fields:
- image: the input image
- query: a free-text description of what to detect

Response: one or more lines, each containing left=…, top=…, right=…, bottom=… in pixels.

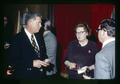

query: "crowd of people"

left=1, top=11, right=115, bottom=80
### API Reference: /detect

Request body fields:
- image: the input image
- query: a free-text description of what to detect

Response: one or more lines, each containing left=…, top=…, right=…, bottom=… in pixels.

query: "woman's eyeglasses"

left=96, top=28, right=106, bottom=32
left=76, top=31, right=86, bottom=34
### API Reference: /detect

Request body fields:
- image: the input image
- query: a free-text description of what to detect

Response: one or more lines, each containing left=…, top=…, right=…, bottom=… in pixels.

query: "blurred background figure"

left=42, top=19, right=57, bottom=78
left=4, top=16, right=10, bottom=49
left=2, top=16, right=14, bottom=79
left=3, top=16, right=14, bottom=49
left=4, top=16, right=8, bottom=27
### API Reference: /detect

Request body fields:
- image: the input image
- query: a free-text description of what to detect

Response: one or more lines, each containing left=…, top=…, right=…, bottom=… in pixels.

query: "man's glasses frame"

left=96, top=28, right=106, bottom=32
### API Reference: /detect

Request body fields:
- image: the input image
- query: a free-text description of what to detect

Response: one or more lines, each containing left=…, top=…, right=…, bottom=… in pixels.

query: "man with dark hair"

left=94, top=18, right=115, bottom=79
left=6, top=12, right=51, bottom=79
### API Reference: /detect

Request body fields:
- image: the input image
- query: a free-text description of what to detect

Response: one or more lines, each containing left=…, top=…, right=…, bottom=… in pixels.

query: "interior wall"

left=3, top=4, right=49, bottom=34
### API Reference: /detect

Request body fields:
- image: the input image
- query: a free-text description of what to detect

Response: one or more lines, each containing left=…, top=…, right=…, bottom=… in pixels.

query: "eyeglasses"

left=96, top=28, right=106, bottom=32
left=76, top=31, right=86, bottom=34
left=96, top=28, right=102, bottom=32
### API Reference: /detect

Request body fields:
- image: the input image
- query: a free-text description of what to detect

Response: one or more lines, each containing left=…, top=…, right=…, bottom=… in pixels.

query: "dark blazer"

left=7, top=29, right=48, bottom=79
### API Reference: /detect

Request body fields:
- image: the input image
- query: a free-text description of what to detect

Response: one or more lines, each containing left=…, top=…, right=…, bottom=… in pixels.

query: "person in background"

left=64, top=23, right=100, bottom=79
left=6, top=11, right=51, bottom=79
left=43, top=19, right=57, bottom=78
left=3, top=16, right=14, bottom=49
left=1, top=16, right=14, bottom=79
left=94, top=18, right=115, bottom=79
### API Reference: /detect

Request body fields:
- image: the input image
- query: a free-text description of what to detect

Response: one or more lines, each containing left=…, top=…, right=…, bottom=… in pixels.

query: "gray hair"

left=24, top=11, right=42, bottom=25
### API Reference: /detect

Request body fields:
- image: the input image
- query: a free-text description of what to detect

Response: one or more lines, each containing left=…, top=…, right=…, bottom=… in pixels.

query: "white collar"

left=24, top=28, right=39, bottom=49
left=24, top=28, right=32, bottom=41
left=102, top=38, right=115, bottom=48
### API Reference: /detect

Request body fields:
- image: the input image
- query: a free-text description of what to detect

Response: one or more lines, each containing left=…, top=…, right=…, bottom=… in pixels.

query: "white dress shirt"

left=24, top=28, right=39, bottom=50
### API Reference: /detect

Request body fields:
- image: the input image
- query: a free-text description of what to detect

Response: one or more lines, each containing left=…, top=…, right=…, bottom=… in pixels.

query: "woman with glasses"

left=64, top=23, right=100, bottom=79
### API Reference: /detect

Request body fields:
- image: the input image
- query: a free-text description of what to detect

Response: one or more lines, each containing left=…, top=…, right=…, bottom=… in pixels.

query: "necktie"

left=31, top=35, right=40, bottom=56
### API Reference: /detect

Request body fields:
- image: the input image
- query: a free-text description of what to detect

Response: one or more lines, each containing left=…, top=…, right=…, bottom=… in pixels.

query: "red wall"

left=54, top=4, right=114, bottom=73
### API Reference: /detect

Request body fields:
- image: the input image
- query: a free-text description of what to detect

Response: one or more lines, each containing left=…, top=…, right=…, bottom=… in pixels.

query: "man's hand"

left=33, top=59, right=49, bottom=68
left=44, top=59, right=50, bottom=63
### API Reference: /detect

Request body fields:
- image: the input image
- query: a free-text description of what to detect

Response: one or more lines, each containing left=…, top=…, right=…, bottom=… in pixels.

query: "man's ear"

left=104, top=31, right=108, bottom=37
left=102, top=30, right=107, bottom=37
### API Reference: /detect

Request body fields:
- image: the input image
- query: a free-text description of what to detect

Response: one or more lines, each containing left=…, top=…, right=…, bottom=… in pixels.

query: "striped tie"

left=31, top=35, right=40, bottom=56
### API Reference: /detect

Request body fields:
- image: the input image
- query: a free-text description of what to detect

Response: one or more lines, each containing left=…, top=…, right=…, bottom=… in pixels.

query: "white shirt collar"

left=102, top=38, right=115, bottom=48
left=24, top=28, right=32, bottom=42
left=24, top=28, right=39, bottom=49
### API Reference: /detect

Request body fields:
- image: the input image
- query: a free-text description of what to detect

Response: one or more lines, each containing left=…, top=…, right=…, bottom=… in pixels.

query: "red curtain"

left=90, top=4, right=114, bottom=45
left=54, top=4, right=114, bottom=73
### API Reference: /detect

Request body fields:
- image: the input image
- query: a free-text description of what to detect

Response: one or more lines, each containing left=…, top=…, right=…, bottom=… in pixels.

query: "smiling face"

left=75, top=27, right=88, bottom=42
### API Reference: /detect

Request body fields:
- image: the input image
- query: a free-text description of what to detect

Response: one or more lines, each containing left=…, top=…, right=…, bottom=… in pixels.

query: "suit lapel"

left=22, top=29, right=37, bottom=53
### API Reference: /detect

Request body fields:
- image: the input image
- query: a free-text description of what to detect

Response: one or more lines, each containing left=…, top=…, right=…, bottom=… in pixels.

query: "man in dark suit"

left=6, top=12, right=51, bottom=79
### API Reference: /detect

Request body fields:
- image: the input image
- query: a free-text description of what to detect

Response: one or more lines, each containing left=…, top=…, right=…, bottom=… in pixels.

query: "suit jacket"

left=7, top=29, right=48, bottom=79
left=94, top=41, right=115, bottom=79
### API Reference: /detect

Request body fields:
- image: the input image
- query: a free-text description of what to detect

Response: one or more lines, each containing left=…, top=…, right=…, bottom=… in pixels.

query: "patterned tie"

left=31, top=35, right=40, bottom=56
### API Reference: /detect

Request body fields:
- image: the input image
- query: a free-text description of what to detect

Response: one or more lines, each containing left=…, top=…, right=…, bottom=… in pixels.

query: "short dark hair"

left=100, top=18, right=115, bottom=37
left=75, top=23, right=91, bottom=36
left=24, top=11, right=42, bottom=25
